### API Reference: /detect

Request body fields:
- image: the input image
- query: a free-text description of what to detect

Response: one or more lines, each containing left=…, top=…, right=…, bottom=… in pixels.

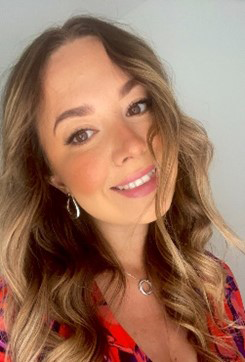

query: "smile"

left=110, top=166, right=157, bottom=198
left=113, top=168, right=156, bottom=190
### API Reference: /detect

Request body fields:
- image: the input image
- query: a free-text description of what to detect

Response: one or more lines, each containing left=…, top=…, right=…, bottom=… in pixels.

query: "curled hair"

left=0, top=15, right=244, bottom=361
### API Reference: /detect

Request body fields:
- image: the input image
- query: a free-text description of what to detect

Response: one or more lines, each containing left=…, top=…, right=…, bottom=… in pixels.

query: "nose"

left=112, top=120, right=148, bottom=166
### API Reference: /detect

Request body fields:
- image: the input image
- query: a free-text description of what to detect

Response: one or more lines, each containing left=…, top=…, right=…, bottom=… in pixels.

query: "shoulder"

left=0, top=277, right=10, bottom=361
left=206, top=252, right=245, bottom=321
left=220, top=259, right=245, bottom=326
left=206, top=253, right=245, bottom=359
left=0, top=277, right=71, bottom=361
left=0, top=276, right=8, bottom=331
left=208, top=253, right=245, bottom=315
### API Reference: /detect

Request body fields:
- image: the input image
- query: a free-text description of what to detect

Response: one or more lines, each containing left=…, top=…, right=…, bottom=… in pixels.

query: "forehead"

left=39, top=36, right=130, bottom=122
left=42, top=36, right=127, bottom=97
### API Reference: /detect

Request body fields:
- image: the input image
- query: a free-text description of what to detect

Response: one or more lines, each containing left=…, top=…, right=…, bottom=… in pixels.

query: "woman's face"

left=37, top=36, right=176, bottom=226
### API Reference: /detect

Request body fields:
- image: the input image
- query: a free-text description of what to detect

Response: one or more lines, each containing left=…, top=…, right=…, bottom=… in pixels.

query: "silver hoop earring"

left=66, top=193, right=80, bottom=219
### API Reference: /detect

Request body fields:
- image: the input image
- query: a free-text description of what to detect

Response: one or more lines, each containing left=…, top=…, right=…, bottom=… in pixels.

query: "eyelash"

left=65, top=97, right=152, bottom=146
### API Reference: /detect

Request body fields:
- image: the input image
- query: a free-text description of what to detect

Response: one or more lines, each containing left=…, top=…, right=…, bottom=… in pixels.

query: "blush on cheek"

left=64, top=158, right=107, bottom=196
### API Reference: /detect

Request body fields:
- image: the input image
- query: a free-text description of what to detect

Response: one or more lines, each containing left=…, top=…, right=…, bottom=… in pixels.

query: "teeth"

left=141, top=174, right=151, bottom=183
left=116, top=168, right=155, bottom=190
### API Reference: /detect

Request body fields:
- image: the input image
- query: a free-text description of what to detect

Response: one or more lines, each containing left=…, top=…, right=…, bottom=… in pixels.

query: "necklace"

left=124, top=272, right=175, bottom=361
left=125, top=272, right=153, bottom=296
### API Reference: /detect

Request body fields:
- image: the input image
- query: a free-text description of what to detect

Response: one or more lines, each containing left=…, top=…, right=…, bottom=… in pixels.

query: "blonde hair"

left=0, top=15, right=244, bottom=362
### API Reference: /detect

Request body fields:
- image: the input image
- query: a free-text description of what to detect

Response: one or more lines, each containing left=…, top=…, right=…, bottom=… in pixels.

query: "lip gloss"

left=111, top=173, right=157, bottom=198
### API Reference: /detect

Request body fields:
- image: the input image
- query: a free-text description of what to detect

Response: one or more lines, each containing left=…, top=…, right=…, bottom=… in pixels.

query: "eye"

left=127, top=97, right=152, bottom=117
left=65, top=129, right=96, bottom=146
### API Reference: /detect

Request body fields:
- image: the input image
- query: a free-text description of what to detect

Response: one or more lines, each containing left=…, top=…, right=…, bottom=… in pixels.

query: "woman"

left=0, top=15, right=244, bottom=362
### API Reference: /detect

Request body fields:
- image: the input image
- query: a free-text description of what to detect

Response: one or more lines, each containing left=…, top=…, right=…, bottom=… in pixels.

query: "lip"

left=111, top=164, right=155, bottom=188
left=111, top=173, right=157, bottom=198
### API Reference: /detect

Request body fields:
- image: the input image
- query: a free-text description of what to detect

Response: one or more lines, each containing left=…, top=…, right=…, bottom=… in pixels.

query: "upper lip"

left=111, top=164, right=155, bottom=188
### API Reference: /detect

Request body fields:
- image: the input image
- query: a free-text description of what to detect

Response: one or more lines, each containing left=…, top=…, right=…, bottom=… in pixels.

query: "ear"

left=49, top=175, right=69, bottom=194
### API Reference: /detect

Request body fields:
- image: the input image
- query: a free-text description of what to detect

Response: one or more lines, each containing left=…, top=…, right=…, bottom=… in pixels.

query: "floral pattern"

left=0, top=260, right=244, bottom=361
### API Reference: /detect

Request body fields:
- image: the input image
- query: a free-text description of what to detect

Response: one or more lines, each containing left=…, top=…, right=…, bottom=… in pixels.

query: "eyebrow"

left=53, top=77, right=139, bottom=134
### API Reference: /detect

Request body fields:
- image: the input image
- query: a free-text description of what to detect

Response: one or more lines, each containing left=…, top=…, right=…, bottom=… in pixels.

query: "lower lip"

left=111, top=173, right=157, bottom=198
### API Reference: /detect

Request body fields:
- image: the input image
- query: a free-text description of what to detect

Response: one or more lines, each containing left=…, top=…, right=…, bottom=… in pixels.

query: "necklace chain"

left=125, top=272, right=174, bottom=361
left=125, top=271, right=153, bottom=296
left=125, top=272, right=138, bottom=280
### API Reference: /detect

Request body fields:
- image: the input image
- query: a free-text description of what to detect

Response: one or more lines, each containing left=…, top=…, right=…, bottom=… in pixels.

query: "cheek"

left=61, top=153, right=108, bottom=195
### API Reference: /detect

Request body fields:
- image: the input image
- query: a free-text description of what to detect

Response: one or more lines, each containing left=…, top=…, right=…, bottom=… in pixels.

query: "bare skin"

left=96, top=273, right=198, bottom=362
left=37, top=36, right=196, bottom=361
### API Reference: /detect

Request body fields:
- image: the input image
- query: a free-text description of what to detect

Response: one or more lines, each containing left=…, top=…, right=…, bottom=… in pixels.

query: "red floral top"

left=0, top=260, right=245, bottom=361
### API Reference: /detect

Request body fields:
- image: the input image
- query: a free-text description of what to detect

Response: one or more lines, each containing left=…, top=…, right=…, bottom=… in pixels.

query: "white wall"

left=0, top=0, right=244, bottom=299
left=0, top=0, right=147, bottom=88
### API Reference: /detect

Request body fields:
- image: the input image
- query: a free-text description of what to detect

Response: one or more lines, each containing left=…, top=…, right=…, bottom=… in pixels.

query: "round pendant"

left=138, top=279, right=153, bottom=296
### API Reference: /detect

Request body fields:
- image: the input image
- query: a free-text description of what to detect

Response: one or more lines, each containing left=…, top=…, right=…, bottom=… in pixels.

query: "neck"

left=94, top=220, right=149, bottom=274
